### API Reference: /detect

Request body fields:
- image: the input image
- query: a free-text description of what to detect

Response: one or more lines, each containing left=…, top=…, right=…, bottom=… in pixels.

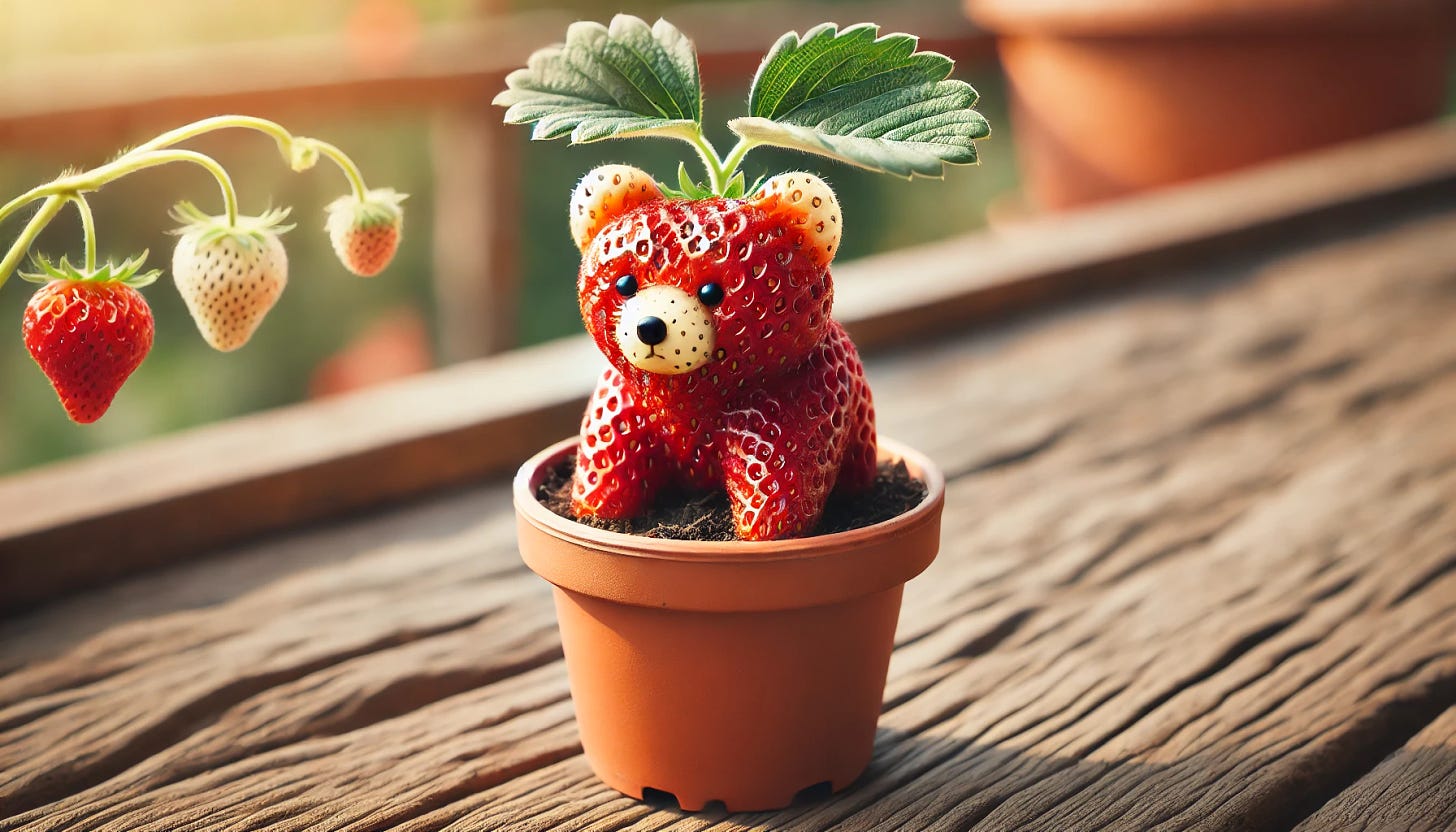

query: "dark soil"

left=537, top=456, right=928, bottom=541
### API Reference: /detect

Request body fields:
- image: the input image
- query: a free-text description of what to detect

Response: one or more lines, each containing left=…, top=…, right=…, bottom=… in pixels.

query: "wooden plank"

left=2, top=205, right=1455, bottom=829
left=0, top=121, right=1453, bottom=610
left=0, top=336, right=602, bottom=610
left=0, top=486, right=507, bottom=676
left=1294, top=707, right=1456, bottom=832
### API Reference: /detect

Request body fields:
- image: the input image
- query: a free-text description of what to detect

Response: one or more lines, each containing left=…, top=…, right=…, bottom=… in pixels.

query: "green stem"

left=307, top=139, right=370, bottom=199
left=0, top=186, right=57, bottom=231
left=0, top=149, right=240, bottom=230
left=686, top=130, right=728, bottom=195
left=0, top=151, right=238, bottom=292
left=65, top=194, right=97, bottom=272
left=126, top=114, right=370, bottom=199
left=94, top=150, right=240, bottom=226
left=0, top=115, right=378, bottom=296
left=0, top=196, right=65, bottom=290
left=719, top=137, right=760, bottom=189
left=125, top=114, right=295, bottom=160
left=685, top=131, right=761, bottom=196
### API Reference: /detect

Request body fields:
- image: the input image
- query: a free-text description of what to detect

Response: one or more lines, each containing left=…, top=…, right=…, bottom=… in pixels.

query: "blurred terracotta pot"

left=513, top=436, right=944, bottom=812
left=966, top=0, right=1455, bottom=209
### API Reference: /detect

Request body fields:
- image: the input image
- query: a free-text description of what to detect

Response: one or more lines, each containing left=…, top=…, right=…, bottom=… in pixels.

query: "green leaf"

left=723, top=170, right=747, bottom=198
left=730, top=22, right=990, bottom=177
left=660, top=161, right=713, bottom=200
left=493, top=15, right=704, bottom=146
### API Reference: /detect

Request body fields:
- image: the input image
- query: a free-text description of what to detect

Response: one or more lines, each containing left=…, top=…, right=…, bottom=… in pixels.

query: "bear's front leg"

left=572, top=367, right=670, bottom=520
left=719, top=393, right=842, bottom=540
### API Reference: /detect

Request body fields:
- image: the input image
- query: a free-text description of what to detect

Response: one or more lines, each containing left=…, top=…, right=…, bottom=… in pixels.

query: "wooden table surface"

left=2, top=125, right=1455, bottom=831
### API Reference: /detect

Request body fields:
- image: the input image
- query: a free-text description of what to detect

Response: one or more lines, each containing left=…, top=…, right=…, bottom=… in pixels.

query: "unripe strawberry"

left=20, top=253, right=158, bottom=424
left=170, top=203, right=292, bottom=352
left=324, top=188, right=406, bottom=277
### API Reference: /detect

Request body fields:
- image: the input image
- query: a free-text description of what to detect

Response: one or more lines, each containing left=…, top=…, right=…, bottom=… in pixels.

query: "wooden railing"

left=0, top=3, right=993, bottom=361
left=1, top=121, right=1453, bottom=609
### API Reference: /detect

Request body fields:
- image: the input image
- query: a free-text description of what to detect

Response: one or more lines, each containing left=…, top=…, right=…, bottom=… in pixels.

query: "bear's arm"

left=571, top=367, right=670, bottom=520
left=718, top=389, right=839, bottom=540
left=718, top=323, right=877, bottom=539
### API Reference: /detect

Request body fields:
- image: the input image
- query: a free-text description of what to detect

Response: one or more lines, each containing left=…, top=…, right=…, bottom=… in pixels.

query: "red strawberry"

left=325, top=188, right=406, bottom=277
left=21, top=254, right=158, bottom=424
left=170, top=202, right=292, bottom=352
left=568, top=166, right=876, bottom=540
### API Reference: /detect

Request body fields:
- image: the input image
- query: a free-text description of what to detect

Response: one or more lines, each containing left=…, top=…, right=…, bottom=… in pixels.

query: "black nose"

left=636, top=316, right=668, bottom=346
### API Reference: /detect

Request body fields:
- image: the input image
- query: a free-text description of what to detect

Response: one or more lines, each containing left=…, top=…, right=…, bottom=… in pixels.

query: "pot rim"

left=513, top=435, right=946, bottom=563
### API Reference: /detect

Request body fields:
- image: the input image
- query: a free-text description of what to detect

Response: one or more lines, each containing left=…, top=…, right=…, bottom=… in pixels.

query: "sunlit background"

left=0, top=0, right=1450, bottom=475
left=0, top=0, right=1450, bottom=474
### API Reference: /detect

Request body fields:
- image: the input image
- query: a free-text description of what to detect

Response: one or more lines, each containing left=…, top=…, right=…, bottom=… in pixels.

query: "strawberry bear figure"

left=570, top=164, right=877, bottom=541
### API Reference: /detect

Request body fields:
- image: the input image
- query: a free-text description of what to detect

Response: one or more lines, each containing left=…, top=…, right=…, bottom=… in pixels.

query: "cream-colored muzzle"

left=615, top=284, right=716, bottom=375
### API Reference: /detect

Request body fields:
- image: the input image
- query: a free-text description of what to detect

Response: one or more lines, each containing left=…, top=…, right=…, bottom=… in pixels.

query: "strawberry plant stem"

left=91, top=150, right=242, bottom=226
left=686, top=131, right=728, bottom=195
left=307, top=140, right=370, bottom=200
left=0, top=196, right=65, bottom=289
left=0, top=150, right=237, bottom=290
left=0, top=115, right=379, bottom=292
left=685, top=131, right=760, bottom=197
left=719, top=138, right=759, bottom=189
left=126, top=114, right=294, bottom=160
left=65, top=194, right=98, bottom=273
left=127, top=116, right=371, bottom=200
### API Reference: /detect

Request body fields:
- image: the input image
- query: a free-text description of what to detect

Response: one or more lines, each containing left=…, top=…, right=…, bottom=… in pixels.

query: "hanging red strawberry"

left=21, top=254, right=158, bottom=424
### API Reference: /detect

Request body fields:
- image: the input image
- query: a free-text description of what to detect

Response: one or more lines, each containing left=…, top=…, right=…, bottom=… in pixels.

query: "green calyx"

left=324, top=187, right=407, bottom=232
left=169, top=201, right=294, bottom=250
left=20, top=251, right=160, bottom=288
left=494, top=15, right=991, bottom=195
left=657, top=163, right=768, bottom=201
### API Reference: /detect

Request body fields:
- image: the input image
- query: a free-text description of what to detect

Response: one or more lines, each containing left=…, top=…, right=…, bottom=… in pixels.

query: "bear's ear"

left=569, top=165, right=662, bottom=252
left=751, top=173, right=841, bottom=269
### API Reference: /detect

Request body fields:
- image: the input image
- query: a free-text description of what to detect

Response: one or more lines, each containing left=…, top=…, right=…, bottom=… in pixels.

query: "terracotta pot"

left=513, top=436, right=945, bottom=812
left=966, top=0, right=1455, bottom=209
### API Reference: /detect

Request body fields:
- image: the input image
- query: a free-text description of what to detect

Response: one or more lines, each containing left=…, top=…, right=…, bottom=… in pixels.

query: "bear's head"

left=572, top=164, right=841, bottom=393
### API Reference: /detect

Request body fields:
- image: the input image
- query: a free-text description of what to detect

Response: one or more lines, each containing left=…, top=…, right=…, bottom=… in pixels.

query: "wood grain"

left=2, top=204, right=1454, bottom=828
left=3, top=122, right=1453, bottom=611
left=1295, top=707, right=1456, bottom=832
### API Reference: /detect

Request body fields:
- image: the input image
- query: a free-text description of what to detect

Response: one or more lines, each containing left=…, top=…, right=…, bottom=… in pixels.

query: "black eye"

left=614, top=274, right=638, bottom=297
left=698, top=282, right=725, bottom=307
